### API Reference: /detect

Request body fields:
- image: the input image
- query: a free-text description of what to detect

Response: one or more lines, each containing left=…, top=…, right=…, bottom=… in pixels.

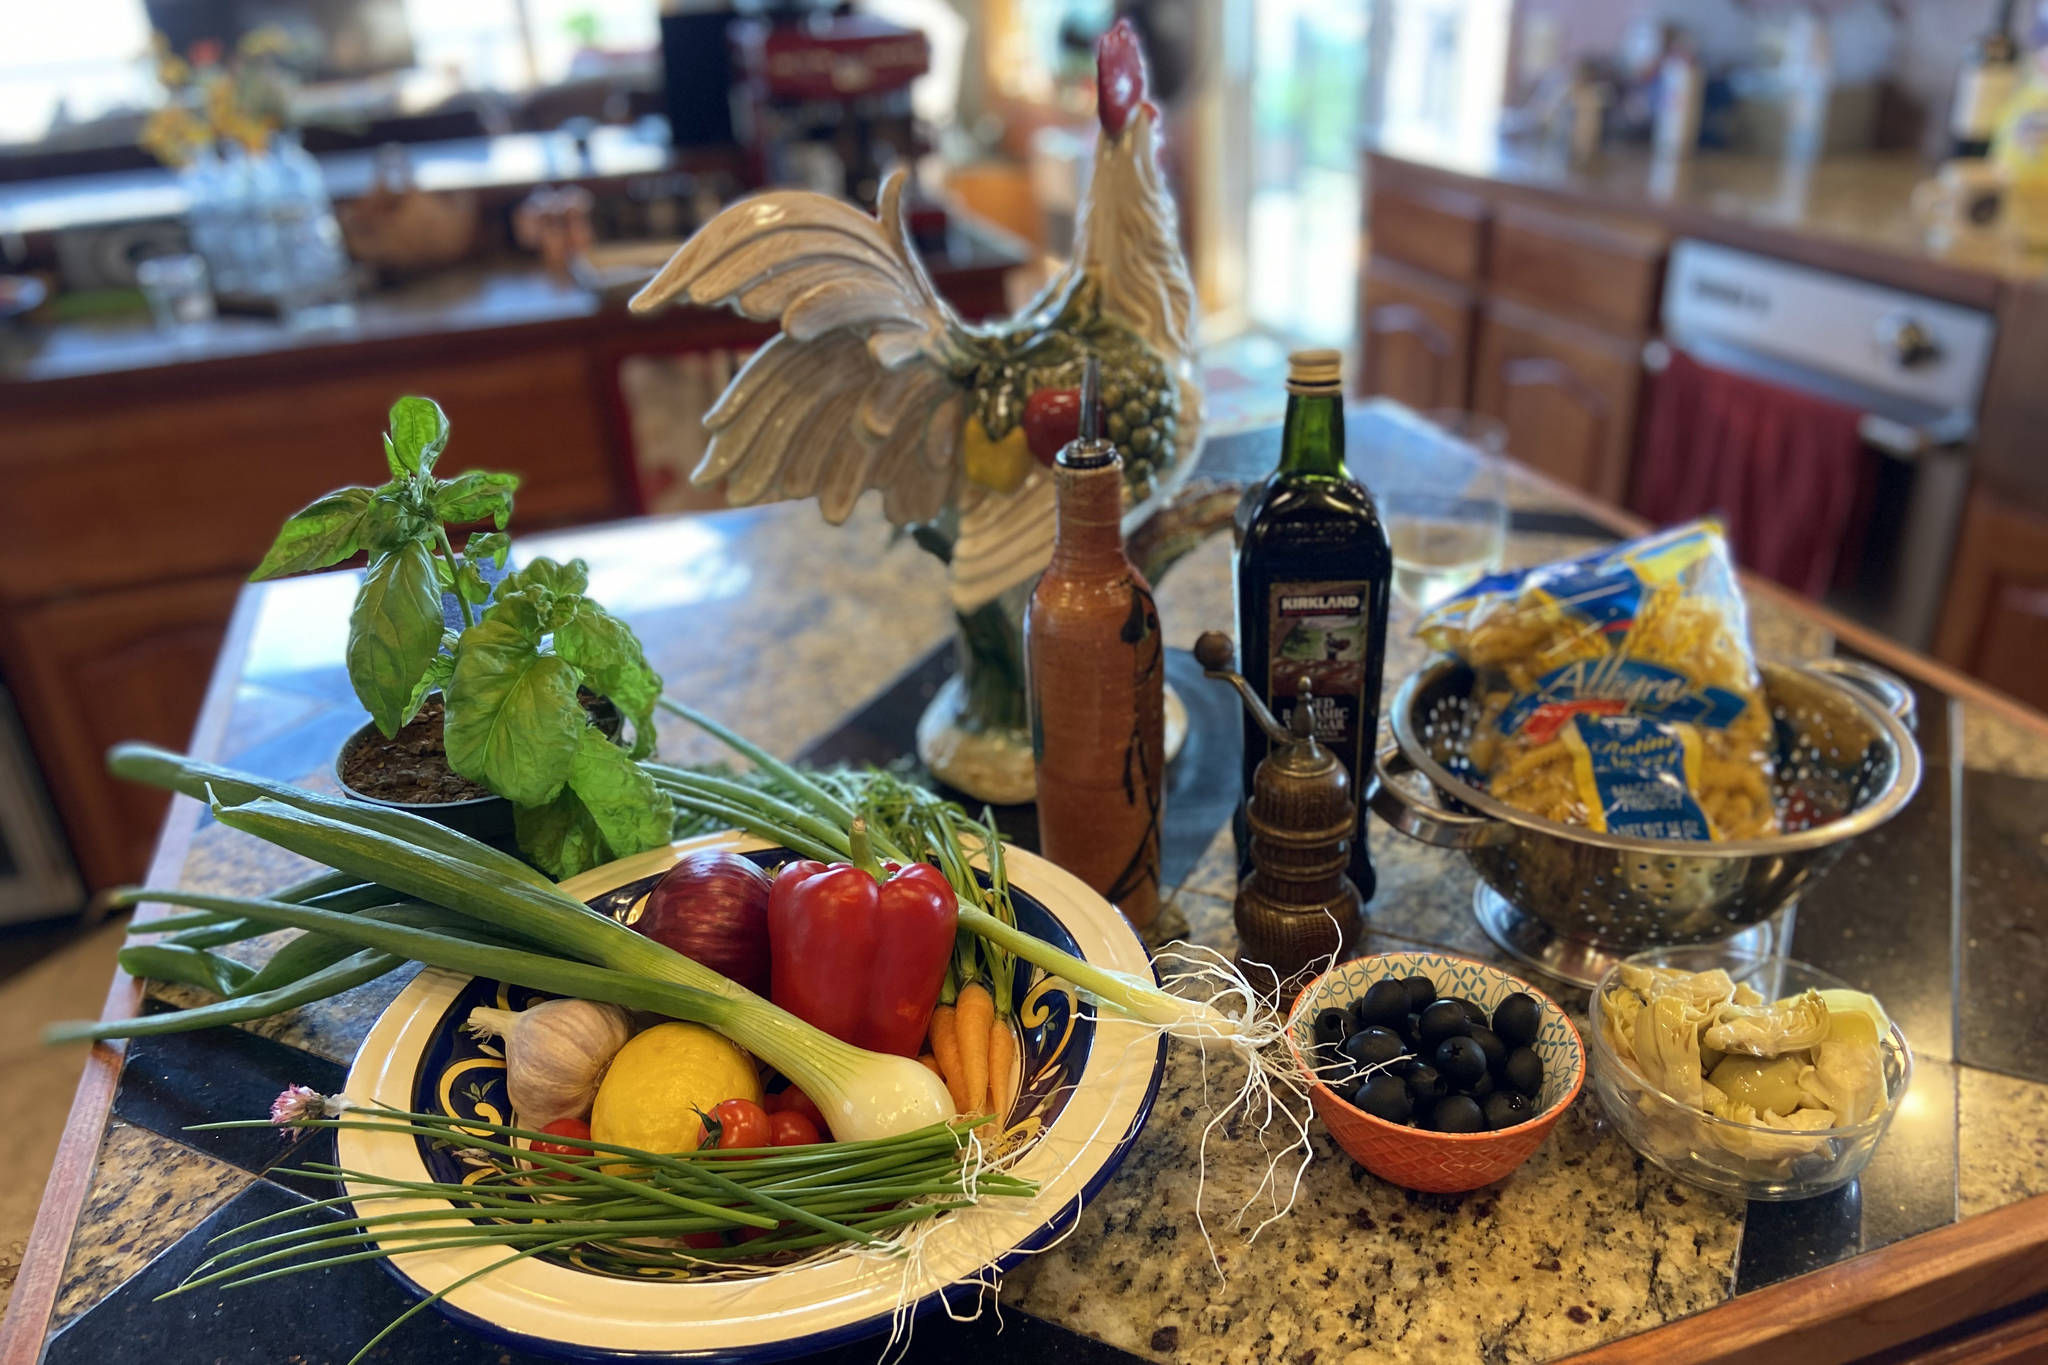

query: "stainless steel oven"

left=1651, top=239, right=1996, bottom=649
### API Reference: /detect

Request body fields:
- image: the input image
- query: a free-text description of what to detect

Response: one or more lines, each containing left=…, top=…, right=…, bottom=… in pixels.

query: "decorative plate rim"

left=339, top=830, right=1165, bottom=1362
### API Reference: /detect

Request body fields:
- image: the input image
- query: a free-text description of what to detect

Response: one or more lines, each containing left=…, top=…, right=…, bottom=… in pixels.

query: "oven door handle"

left=1641, top=340, right=1973, bottom=463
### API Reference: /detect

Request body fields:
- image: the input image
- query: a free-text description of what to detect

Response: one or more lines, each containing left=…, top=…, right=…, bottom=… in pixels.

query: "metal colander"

left=1369, top=656, right=1922, bottom=986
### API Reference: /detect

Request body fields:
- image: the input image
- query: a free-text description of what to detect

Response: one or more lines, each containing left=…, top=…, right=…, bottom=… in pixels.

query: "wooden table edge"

left=1560, top=1191, right=2048, bottom=1365
left=0, top=584, right=262, bottom=1365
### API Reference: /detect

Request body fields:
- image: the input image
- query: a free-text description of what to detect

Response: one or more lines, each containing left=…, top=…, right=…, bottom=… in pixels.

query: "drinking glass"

left=1373, top=409, right=1509, bottom=611
left=135, top=253, right=216, bottom=332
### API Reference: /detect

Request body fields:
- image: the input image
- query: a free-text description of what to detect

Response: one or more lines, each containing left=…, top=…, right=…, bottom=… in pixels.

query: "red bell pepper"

left=766, top=822, right=959, bottom=1057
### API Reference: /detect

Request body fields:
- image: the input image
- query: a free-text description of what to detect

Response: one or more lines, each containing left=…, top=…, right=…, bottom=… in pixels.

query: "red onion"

left=633, top=851, right=772, bottom=994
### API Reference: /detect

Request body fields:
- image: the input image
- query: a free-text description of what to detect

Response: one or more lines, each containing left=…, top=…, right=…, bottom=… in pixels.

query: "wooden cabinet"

left=1935, top=491, right=2048, bottom=713
left=0, top=575, right=245, bottom=888
left=1471, top=298, right=1642, bottom=505
left=1366, top=177, right=1488, bottom=284
left=1488, top=203, right=1664, bottom=335
left=1361, top=154, right=1662, bottom=502
left=1357, top=258, right=1474, bottom=411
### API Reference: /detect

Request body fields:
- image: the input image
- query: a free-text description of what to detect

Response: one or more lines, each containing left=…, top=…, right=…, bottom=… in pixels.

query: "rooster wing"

left=630, top=171, right=976, bottom=526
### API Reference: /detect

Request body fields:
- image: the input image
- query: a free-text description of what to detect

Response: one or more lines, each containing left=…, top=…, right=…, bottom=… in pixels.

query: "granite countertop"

left=1367, top=127, right=2048, bottom=292
left=22, top=410, right=2048, bottom=1364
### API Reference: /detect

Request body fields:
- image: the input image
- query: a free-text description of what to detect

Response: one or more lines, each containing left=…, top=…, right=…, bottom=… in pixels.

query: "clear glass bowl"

left=1586, top=946, right=1911, bottom=1200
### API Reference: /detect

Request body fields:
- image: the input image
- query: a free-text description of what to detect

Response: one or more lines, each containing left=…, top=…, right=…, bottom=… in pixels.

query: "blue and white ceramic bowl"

left=340, top=831, right=1165, bottom=1361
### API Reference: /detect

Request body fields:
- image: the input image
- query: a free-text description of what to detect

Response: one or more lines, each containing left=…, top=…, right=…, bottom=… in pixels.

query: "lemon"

left=590, top=1022, right=762, bottom=1164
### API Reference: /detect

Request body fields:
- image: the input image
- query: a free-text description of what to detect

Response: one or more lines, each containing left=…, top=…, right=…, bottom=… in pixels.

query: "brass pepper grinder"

left=1195, top=630, right=1361, bottom=984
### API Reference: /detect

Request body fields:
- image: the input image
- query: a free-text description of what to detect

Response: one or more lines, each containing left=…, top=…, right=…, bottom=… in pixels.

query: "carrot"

left=986, top=1012, right=1017, bottom=1116
left=917, top=1053, right=943, bottom=1077
left=955, top=981, right=994, bottom=1117
left=928, top=1003, right=971, bottom=1112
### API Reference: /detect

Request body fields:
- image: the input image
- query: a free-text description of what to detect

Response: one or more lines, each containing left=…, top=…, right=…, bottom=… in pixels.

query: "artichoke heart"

left=1704, top=988, right=1831, bottom=1057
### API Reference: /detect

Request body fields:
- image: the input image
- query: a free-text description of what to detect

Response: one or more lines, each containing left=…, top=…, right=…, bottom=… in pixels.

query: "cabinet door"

left=1, top=576, right=243, bottom=888
left=1935, top=490, right=2048, bottom=713
left=1472, top=298, right=1642, bottom=502
left=1357, top=259, right=1473, bottom=412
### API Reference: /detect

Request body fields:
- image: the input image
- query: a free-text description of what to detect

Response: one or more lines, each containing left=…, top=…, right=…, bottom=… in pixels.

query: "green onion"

left=175, top=1097, right=1034, bottom=1365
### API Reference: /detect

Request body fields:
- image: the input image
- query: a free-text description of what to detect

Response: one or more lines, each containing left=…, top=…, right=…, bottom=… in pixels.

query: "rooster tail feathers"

left=639, top=169, right=973, bottom=526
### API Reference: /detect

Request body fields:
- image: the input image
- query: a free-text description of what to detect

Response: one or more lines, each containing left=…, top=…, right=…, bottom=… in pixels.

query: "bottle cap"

left=1286, top=348, right=1343, bottom=395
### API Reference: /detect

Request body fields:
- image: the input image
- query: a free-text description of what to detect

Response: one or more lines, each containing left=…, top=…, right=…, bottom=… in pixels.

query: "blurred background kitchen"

left=1, top=0, right=2045, bottom=1076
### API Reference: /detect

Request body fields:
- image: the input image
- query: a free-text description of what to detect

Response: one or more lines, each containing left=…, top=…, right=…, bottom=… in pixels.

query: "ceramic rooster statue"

left=630, top=20, right=1202, bottom=801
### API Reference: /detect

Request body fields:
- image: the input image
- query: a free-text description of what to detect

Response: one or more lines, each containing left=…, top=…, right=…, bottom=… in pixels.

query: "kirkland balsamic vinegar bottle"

left=1232, top=349, right=1392, bottom=901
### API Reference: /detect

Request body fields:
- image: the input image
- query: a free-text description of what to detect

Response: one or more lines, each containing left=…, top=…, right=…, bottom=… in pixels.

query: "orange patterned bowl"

left=1285, top=952, right=1585, bottom=1193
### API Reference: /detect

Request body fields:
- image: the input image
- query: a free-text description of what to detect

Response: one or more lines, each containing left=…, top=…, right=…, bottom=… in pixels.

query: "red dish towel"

left=1630, top=346, right=1870, bottom=599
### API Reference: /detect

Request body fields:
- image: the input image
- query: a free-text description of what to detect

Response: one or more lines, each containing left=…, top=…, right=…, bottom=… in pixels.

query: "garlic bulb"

left=466, top=999, right=634, bottom=1127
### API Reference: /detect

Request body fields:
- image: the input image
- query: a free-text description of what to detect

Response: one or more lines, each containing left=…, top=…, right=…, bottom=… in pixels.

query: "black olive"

left=1313, top=1007, right=1349, bottom=1048
left=1427, top=1094, right=1485, bottom=1133
left=1341, top=1026, right=1407, bottom=1068
left=1353, top=1073, right=1413, bottom=1124
left=1400, top=975, right=1438, bottom=1012
left=1316, top=1057, right=1353, bottom=1089
left=1503, top=1047, right=1544, bottom=1097
left=1466, top=1025, right=1506, bottom=1077
left=1388, top=1055, right=1423, bottom=1079
left=1405, top=1063, right=1449, bottom=1107
left=1434, top=1035, right=1487, bottom=1087
left=1417, top=999, right=1470, bottom=1049
left=1453, top=997, right=1490, bottom=1028
left=1492, top=993, right=1542, bottom=1049
left=1483, top=1091, right=1534, bottom=1130
left=1353, top=979, right=1413, bottom=1031
left=1466, top=1071, right=1495, bottom=1102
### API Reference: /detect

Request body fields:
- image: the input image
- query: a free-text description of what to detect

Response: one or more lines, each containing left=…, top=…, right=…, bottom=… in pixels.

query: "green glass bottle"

left=1232, top=349, right=1392, bottom=900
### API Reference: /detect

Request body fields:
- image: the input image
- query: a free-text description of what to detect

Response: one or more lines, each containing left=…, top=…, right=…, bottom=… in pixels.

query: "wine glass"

left=1371, top=410, right=1509, bottom=612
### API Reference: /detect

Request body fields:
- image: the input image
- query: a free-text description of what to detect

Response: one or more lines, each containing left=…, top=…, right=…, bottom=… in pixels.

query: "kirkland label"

left=1268, top=580, right=1371, bottom=776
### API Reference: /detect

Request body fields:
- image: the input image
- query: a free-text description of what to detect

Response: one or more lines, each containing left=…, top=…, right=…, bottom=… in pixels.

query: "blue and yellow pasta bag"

left=1415, top=520, right=1778, bottom=840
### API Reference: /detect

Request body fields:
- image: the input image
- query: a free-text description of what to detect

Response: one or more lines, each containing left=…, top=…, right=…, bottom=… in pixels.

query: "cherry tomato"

left=707, top=1098, right=771, bottom=1150
left=769, top=1110, right=821, bottom=1147
left=775, top=1086, right=830, bottom=1137
left=529, top=1117, right=592, bottom=1157
left=681, top=1231, right=725, bottom=1250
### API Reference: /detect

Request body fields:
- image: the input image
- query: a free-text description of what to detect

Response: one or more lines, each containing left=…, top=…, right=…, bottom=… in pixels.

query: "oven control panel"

left=1663, top=241, right=1995, bottom=414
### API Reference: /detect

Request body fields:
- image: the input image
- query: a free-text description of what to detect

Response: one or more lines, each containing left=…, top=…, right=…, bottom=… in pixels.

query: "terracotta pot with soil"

left=336, top=692, right=622, bottom=847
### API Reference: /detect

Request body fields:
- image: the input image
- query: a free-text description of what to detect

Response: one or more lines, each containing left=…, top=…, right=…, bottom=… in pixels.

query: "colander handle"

left=1801, top=656, right=1918, bottom=732
left=1369, top=744, right=1515, bottom=849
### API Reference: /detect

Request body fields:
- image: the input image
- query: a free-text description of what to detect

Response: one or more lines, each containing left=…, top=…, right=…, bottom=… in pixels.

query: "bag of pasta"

left=1415, top=520, right=1779, bottom=841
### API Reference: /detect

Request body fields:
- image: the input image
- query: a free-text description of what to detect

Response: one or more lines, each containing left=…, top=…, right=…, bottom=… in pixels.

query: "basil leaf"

left=403, top=639, right=458, bottom=723
left=481, top=586, right=550, bottom=643
left=433, top=470, right=519, bottom=528
left=387, top=396, right=451, bottom=475
left=498, top=556, right=588, bottom=602
left=514, top=732, right=672, bottom=878
left=363, top=490, right=431, bottom=553
left=553, top=599, right=662, bottom=753
left=249, top=486, right=375, bottom=581
left=513, top=787, right=608, bottom=880
left=467, top=531, right=511, bottom=570
left=454, top=559, right=491, bottom=606
left=443, top=617, right=581, bottom=806
left=346, top=541, right=444, bottom=737
left=567, top=728, right=672, bottom=861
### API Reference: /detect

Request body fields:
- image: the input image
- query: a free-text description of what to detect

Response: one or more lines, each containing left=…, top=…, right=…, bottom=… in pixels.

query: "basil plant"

left=251, top=396, right=671, bottom=877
